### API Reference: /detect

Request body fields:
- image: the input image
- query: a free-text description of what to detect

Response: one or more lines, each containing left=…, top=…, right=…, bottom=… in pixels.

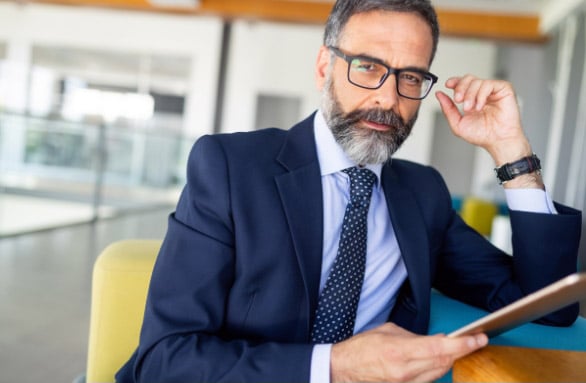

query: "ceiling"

left=18, top=0, right=586, bottom=42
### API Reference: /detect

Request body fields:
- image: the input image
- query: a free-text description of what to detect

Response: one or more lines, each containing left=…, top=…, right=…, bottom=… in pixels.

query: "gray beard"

left=321, top=79, right=418, bottom=165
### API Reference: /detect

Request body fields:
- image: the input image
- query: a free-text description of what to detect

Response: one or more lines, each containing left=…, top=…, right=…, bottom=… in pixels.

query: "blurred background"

left=0, top=0, right=585, bottom=381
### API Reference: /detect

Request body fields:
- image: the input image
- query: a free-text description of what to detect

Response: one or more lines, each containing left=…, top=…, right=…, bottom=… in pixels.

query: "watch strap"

left=494, top=154, right=541, bottom=184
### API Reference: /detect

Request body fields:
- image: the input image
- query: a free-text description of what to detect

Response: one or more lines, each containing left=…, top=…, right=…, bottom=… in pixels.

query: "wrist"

left=502, top=171, right=545, bottom=190
left=331, top=342, right=357, bottom=383
left=330, top=344, right=347, bottom=383
left=488, top=139, right=533, bottom=167
left=494, top=153, right=544, bottom=190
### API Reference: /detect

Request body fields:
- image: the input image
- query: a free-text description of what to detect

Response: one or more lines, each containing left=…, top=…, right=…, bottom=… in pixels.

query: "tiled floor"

left=0, top=206, right=172, bottom=383
left=0, top=194, right=107, bottom=237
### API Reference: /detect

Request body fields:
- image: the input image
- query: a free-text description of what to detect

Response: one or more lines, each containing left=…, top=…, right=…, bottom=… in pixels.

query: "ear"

left=315, top=45, right=331, bottom=92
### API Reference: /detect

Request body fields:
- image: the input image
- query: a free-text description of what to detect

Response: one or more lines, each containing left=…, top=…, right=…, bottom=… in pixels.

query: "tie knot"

left=342, top=167, right=377, bottom=204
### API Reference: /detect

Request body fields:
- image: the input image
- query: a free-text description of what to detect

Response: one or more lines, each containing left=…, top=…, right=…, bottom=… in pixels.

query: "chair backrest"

left=86, top=239, right=162, bottom=383
left=460, top=197, right=498, bottom=237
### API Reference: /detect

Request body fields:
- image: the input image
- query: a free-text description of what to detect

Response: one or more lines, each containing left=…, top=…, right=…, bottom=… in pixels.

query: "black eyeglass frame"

left=328, top=46, right=438, bottom=100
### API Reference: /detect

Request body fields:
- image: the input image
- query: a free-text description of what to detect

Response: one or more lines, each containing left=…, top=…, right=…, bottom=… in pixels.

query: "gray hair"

left=324, top=0, right=440, bottom=64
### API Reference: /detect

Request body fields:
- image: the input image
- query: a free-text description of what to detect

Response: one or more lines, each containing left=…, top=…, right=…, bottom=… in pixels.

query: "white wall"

left=221, top=20, right=323, bottom=133
left=222, top=21, right=498, bottom=194
left=0, top=2, right=224, bottom=137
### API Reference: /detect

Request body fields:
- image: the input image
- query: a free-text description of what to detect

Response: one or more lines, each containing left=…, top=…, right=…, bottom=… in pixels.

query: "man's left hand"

left=435, top=75, right=543, bottom=189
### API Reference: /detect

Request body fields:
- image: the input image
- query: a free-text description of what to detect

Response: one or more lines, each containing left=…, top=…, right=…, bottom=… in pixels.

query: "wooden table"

left=453, top=345, right=586, bottom=382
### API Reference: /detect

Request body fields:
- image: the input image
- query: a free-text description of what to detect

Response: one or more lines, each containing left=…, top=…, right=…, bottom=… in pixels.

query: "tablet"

left=448, top=272, right=586, bottom=338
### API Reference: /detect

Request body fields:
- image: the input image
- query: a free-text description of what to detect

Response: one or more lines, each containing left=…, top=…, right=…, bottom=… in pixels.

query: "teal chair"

left=429, top=290, right=586, bottom=382
left=80, top=240, right=585, bottom=383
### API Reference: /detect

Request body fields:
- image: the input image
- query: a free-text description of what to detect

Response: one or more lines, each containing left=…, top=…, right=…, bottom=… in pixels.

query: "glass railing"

left=0, top=111, right=194, bottom=236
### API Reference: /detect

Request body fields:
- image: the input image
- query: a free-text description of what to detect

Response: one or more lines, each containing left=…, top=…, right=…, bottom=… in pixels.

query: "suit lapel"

left=274, top=115, right=323, bottom=328
left=273, top=116, right=433, bottom=334
left=381, top=163, right=430, bottom=318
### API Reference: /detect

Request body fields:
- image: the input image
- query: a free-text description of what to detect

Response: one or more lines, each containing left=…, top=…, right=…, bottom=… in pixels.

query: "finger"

left=435, top=91, right=462, bottom=131
left=409, top=335, right=487, bottom=383
left=390, top=364, right=452, bottom=383
left=402, top=334, right=487, bottom=382
left=444, top=333, right=488, bottom=360
left=389, top=338, right=457, bottom=382
left=444, top=76, right=462, bottom=90
left=461, top=78, right=483, bottom=112
left=451, top=74, right=476, bottom=103
left=411, top=366, right=453, bottom=383
left=472, top=81, right=493, bottom=111
left=403, top=352, right=453, bottom=381
left=408, top=333, right=487, bottom=366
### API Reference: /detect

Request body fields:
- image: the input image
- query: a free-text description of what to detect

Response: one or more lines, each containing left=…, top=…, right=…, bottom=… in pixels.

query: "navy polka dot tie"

left=311, top=166, right=377, bottom=344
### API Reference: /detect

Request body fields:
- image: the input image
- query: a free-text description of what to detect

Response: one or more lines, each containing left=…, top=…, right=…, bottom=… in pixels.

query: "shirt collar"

left=314, top=110, right=382, bottom=185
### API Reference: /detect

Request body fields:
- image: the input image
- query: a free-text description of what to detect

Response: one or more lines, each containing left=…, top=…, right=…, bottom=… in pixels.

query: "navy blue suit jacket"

left=117, top=113, right=581, bottom=383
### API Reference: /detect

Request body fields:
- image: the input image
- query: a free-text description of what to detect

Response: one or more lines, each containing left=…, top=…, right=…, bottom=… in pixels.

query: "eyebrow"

left=348, top=51, right=430, bottom=73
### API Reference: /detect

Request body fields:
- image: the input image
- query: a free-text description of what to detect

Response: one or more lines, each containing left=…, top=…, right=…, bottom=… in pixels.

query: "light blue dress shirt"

left=309, top=110, right=556, bottom=383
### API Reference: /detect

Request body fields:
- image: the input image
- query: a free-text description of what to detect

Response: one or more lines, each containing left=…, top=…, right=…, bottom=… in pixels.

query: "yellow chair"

left=459, top=197, right=498, bottom=237
left=85, top=239, right=162, bottom=383
left=80, top=239, right=585, bottom=383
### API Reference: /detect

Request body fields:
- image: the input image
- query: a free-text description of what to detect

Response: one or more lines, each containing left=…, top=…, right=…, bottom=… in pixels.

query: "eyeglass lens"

left=349, top=57, right=432, bottom=99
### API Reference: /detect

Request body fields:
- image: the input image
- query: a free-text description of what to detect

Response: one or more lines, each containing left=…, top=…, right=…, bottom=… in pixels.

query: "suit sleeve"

left=430, top=167, right=582, bottom=326
left=120, top=135, right=313, bottom=383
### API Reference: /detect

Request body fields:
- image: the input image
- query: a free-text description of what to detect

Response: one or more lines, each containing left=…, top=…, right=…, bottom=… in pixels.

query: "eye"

left=399, top=71, right=424, bottom=86
left=350, top=58, right=378, bottom=73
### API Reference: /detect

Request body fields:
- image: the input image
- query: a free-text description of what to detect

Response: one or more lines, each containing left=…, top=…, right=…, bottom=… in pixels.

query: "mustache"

left=339, top=108, right=407, bottom=129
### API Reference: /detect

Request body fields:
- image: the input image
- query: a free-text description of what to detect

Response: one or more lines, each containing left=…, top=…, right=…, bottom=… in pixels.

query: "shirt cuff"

left=310, top=344, right=332, bottom=383
left=504, top=188, right=557, bottom=214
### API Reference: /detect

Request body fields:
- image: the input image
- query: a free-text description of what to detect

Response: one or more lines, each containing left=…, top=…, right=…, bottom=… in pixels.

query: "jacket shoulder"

left=388, top=158, right=444, bottom=182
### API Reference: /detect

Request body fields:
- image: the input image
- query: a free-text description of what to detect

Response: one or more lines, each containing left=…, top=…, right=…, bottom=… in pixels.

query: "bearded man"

left=117, top=1, right=581, bottom=382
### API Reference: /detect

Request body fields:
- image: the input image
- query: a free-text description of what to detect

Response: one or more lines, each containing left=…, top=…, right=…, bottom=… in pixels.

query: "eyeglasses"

left=328, top=46, right=438, bottom=100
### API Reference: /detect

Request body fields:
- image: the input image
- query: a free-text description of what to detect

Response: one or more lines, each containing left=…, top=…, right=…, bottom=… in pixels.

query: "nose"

left=371, top=74, right=400, bottom=110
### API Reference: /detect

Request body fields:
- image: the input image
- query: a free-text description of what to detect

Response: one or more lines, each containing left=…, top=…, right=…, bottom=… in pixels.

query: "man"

left=117, top=0, right=581, bottom=382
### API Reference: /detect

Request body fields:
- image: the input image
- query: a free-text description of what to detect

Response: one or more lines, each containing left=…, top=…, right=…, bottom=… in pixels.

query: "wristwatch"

left=494, top=153, right=541, bottom=184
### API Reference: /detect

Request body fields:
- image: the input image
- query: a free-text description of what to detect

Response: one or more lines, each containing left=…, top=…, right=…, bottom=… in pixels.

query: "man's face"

left=316, top=10, right=434, bottom=164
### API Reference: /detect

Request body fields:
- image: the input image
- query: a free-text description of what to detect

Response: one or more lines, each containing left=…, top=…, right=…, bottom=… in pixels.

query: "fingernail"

left=475, top=334, right=488, bottom=347
left=468, top=335, right=487, bottom=348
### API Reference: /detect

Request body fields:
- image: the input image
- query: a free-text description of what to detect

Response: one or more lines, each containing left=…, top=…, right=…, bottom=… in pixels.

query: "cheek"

left=335, top=86, right=372, bottom=112
left=398, top=101, right=421, bottom=121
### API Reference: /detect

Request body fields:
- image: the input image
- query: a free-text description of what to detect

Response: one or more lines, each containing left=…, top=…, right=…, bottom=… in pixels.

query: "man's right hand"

left=330, top=323, right=488, bottom=383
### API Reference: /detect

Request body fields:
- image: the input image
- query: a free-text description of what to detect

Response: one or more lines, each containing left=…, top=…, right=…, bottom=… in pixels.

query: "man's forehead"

left=338, top=10, right=434, bottom=65
left=340, top=10, right=432, bottom=38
